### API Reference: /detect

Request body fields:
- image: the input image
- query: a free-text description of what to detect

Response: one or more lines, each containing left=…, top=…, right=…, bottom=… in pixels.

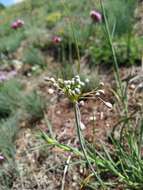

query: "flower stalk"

left=73, top=102, right=105, bottom=189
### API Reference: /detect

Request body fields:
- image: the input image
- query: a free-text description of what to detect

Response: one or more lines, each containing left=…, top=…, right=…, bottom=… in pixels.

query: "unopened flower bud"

left=75, top=88, right=81, bottom=94
left=79, top=100, right=85, bottom=106
left=58, top=78, right=62, bottom=83
left=75, top=78, right=81, bottom=83
left=75, top=75, right=80, bottom=79
left=71, top=90, right=75, bottom=95
left=80, top=82, right=85, bottom=86
left=80, top=121, right=86, bottom=130
left=64, top=80, right=68, bottom=85
left=104, top=102, right=112, bottom=109
left=95, top=92, right=100, bottom=96
left=100, top=82, right=104, bottom=87
left=98, top=90, right=105, bottom=95
left=66, top=85, right=70, bottom=89
left=50, top=77, right=55, bottom=83
left=71, top=80, right=75, bottom=85
left=48, top=88, right=54, bottom=94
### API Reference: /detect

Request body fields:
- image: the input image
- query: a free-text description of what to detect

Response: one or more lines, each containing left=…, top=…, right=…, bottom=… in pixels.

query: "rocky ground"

left=9, top=63, right=142, bottom=190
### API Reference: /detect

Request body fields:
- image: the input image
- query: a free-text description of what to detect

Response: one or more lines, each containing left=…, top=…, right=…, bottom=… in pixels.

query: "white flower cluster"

left=58, top=75, right=90, bottom=102
left=45, top=76, right=113, bottom=109
left=62, top=75, right=84, bottom=93
left=45, top=75, right=89, bottom=102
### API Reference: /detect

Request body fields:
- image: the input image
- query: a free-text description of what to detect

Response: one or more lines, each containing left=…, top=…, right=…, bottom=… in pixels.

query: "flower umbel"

left=11, top=19, right=24, bottom=30
left=90, top=10, right=102, bottom=23
left=45, top=75, right=112, bottom=109
left=16, top=19, right=24, bottom=28
left=45, top=75, right=86, bottom=102
left=52, top=36, right=62, bottom=44
left=11, top=22, right=18, bottom=30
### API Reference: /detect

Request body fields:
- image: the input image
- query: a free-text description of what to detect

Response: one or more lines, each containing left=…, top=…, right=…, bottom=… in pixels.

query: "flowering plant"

left=11, top=19, right=24, bottom=30
left=90, top=10, right=102, bottom=23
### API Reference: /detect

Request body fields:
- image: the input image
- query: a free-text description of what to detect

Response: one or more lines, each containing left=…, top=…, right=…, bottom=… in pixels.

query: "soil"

left=11, top=63, right=143, bottom=190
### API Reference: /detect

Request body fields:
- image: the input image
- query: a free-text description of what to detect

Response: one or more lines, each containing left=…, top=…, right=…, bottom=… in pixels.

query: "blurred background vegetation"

left=0, top=0, right=142, bottom=68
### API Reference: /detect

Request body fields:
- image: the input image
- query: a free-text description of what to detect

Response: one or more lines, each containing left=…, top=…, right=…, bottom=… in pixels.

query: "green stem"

left=127, top=30, right=132, bottom=61
left=99, top=0, right=130, bottom=129
left=99, top=0, right=122, bottom=97
left=61, top=0, right=81, bottom=74
left=84, top=22, right=94, bottom=48
left=73, top=102, right=105, bottom=189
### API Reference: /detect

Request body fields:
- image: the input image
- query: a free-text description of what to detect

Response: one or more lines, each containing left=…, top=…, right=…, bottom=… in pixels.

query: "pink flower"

left=16, top=19, right=24, bottom=28
left=0, top=155, right=4, bottom=163
left=90, top=10, right=102, bottom=23
left=11, top=22, right=18, bottom=30
left=52, top=36, right=62, bottom=44
left=11, top=19, right=24, bottom=30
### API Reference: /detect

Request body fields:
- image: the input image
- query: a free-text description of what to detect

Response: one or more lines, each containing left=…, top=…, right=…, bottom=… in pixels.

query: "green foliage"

left=42, top=117, right=143, bottom=189
left=0, top=79, right=46, bottom=123
left=23, top=46, right=45, bottom=67
left=89, top=35, right=143, bottom=66
left=0, top=0, right=139, bottom=66
left=55, top=63, right=74, bottom=80
left=25, top=27, right=48, bottom=49
left=0, top=115, right=19, bottom=190
left=88, top=38, right=111, bottom=67
left=80, top=72, right=99, bottom=93
left=0, top=80, right=23, bottom=118
left=0, top=79, right=46, bottom=189
left=0, top=116, right=19, bottom=157
left=0, top=31, right=25, bottom=54
left=23, top=91, right=46, bottom=122
left=104, top=0, right=137, bottom=36
left=50, top=0, right=139, bottom=66
left=46, top=11, right=62, bottom=29
left=0, top=79, right=46, bottom=190
left=0, top=165, right=18, bottom=190
left=91, top=119, right=143, bottom=189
